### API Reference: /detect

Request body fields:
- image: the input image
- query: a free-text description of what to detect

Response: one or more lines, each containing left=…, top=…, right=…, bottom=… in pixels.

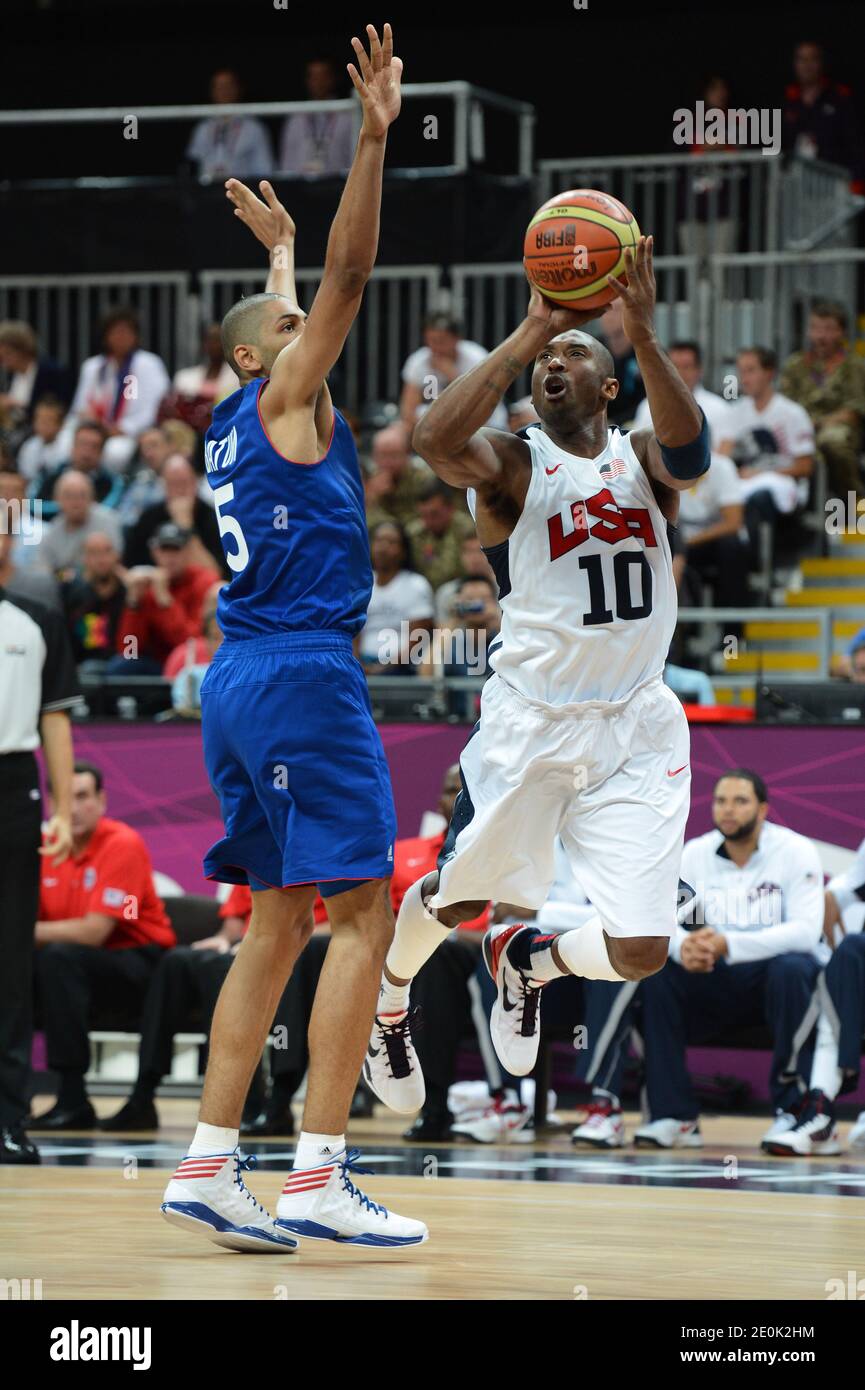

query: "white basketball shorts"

left=429, top=672, right=691, bottom=938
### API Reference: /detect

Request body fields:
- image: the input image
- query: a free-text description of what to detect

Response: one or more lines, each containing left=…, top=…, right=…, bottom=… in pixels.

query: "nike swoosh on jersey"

left=545, top=464, right=562, bottom=476
left=667, top=764, right=689, bottom=777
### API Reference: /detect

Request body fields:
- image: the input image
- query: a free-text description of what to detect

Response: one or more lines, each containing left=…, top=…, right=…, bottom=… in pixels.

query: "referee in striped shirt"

left=0, top=531, right=79, bottom=1163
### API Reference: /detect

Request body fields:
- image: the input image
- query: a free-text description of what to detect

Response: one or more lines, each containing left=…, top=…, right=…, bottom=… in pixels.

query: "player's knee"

left=326, top=878, right=394, bottom=941
left=434, top=898, right=487, bottom=930
left=607, top=934, right=669, bottom=981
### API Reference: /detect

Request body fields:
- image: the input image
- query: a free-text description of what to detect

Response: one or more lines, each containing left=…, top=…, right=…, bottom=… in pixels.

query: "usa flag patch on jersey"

left=598, top=458, right=628, bottom=480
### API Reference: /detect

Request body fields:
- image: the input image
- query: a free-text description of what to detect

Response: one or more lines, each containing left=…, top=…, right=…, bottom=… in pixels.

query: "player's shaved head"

left=221, top=293, right=288, bottom=379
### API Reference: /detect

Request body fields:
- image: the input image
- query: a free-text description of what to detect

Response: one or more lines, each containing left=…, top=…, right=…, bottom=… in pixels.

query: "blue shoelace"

left=338, top=1148, right=388, bottom=1218
left=234, top=1152, right=269, bottom=1217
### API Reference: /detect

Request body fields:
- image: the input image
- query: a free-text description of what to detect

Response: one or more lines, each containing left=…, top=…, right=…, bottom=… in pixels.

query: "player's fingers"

left=605, top=275, right=629, bottom=298
left=381, top=20, right=393, bottom=65
left=645, top=233, right=654, bottom=273
left=366, top=23, right=383, bottom=72
left=351, top=34, right=374, bottom=85
left=259, top=180, right=279, bottom=209
left=346, top=62, right=365, bottom=97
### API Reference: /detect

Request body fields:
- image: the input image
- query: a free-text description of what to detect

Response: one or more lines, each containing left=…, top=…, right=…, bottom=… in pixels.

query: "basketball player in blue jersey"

left=160, top=24, right=427, bottom=1252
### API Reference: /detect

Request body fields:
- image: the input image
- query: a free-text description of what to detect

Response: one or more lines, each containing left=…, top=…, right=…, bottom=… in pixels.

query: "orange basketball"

left=523, top=188, right=641, bottom=310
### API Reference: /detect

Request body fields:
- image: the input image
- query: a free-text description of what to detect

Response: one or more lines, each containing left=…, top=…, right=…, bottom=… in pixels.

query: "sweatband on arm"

left=658, top=410, right=710, bottom=480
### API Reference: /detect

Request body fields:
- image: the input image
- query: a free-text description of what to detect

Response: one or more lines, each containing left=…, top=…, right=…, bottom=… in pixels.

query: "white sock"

left=385, top=876, right=454, bottom=981
left=555, top=916, right=629, bottom=983
left=293, top=1131, right=346, bottom=1170
left=522, top=937, right=566, bottom=982
left=378, top=976, right=410, bottom=1016
left=188, top=1122, right=238, bottom=1156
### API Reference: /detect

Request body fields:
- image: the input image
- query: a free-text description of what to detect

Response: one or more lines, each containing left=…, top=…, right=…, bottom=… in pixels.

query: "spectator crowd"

left=3, top=289, right=863, bottom=708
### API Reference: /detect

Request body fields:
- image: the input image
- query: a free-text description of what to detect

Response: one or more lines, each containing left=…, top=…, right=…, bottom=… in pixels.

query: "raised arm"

left=224, top=178, right=298, bottom=302
left=611, top=237, right=709, bottom=492
left=412, top=288, right=604, bottom=521
left=264, top=23, right=402, bottom=415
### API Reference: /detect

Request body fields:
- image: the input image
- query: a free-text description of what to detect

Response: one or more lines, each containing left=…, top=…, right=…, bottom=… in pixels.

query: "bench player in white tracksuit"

left=362, top=236, right=711, bottom=1109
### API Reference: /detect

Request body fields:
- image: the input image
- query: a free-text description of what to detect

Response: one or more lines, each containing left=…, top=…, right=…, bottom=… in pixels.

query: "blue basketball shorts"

left=200, top=631, right=396, bottom=892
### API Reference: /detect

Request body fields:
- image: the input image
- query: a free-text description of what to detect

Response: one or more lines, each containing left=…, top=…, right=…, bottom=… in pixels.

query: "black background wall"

left=3, top=0, right=863, bottom=275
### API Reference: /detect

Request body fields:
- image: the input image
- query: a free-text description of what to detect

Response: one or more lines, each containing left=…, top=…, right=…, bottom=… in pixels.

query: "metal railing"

left=536, top=152, right=861, bottom=256
left=0, top=84, right=536, bottom=179
left=709, top=248, right=865, bottom=380
left=198, top=264, right=444, bottom=413
left=450, top=256, right=704, bottom=397
left=3, top=247, right=864, bottom=413
left=0, top=272, right=190, bottom=381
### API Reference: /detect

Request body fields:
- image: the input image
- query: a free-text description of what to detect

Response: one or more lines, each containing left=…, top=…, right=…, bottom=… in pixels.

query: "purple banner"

left=50, top=722, right=865, bottom=895
left=37, top=721, right=865, bottom=1102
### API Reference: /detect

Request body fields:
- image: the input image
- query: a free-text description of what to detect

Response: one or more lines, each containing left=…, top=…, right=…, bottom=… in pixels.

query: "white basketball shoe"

left=765, top=1091, right=841, bottom=1156
left=848, top=1112, right=865, bottom=1150
left=633, top=1118, right=703, bottom=1149
left=161, top=1149, right=297, bottom=1253
left=482, top=923, right=548, bottom=1076
left=363, top=1004, right=425, bottom=1114
left=760, top=1110, right=799, bottom=1152
left=276, top=1148, right=428, bottom=1247
left=451, top=1099, right=534, bottom=1144
left=571, top=1098, right=626, bottom=1149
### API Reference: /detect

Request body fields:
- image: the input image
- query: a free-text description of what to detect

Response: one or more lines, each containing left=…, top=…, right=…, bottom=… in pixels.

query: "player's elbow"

left=659, top=411, right=711, bottom=482
left=411, top=415, right=447, bottom=465
left=329, top=265, right=372, bottom=298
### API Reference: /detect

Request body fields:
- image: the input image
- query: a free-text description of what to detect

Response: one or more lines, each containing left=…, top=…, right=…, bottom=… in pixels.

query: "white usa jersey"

left=471, top=424, right=677, bottom=705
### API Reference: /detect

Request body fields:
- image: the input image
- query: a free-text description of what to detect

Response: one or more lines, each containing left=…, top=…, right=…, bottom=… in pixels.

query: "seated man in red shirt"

left=100, top=885, right=329, bottom=1134
left=107, top=522, right=215, bottom=675
left=31, top=760, right=175, bottom=1130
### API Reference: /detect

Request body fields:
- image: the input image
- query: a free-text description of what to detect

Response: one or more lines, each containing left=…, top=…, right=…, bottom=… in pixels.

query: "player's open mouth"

left=543, top=374, right=566, bottom=399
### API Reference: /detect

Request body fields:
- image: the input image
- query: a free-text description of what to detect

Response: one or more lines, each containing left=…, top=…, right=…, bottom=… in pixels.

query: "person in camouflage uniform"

left=780, top=301, right=865, bottom=500
left=406, top=478, right=476, bottom=591
left=364, top=423, right=434, bottom=530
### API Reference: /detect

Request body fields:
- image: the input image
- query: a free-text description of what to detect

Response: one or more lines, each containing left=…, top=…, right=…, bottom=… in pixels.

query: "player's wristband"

left=658, top=411, right=710, bottom=480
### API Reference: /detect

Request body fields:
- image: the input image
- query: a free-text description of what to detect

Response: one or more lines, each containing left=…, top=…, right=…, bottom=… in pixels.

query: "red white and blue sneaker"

left=276, top=1148, right=428, bottom=1247
left=764, top=1090, right=841, bottom=1157
left=363, top=1005, right=425, bottom=1114
left=482, top=923, right=548, bottom=1076
left=161, top=1149, right=298, bottom=1253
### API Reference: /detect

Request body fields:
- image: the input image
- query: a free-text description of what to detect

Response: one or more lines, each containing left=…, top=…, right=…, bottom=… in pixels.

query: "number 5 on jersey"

left=212, top=482, right=250, bottom=574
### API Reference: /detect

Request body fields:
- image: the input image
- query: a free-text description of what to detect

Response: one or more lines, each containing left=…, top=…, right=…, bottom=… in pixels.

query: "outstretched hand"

left=225, top=178, right=296, bottom=252
left=348, top=22, right=403, bottom=137
left=605, top=235, right=656, bottom=346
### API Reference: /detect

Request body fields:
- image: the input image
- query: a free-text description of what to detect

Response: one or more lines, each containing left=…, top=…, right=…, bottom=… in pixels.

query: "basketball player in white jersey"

left=363, top=237, right=711, bottom=1106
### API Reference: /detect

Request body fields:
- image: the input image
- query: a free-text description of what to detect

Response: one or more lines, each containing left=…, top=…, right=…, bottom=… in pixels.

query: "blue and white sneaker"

left=161, top=1149, right=298, bottom=1254
left=276, top=1148, right=428, bottom=1247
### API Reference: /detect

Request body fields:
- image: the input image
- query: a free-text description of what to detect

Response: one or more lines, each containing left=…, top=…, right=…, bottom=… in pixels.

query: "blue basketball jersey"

left=203, top=380, right=372, bottom=641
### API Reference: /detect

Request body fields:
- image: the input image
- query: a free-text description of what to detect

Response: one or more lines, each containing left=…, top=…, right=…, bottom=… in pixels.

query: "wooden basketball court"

left=4, top=1098, right=864, bottom=1301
